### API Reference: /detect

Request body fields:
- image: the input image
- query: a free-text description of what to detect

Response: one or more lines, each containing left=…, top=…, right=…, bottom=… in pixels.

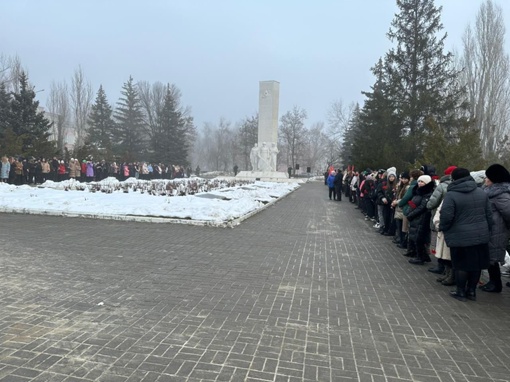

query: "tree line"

left=0, top=61, right=195, bottom=165
left=340, top=0, right=510, bottom=172
left=1, top=0, right=509, bottom=174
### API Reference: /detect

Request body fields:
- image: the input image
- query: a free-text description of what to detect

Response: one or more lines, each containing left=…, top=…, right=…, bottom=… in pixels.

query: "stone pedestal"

left=236, top=170, right=289, bottom=182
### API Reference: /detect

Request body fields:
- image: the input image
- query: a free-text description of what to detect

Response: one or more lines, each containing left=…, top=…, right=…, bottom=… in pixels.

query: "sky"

left=1, top=0, right=509, bottom=129
left=0, top=177, right=300, bottom=227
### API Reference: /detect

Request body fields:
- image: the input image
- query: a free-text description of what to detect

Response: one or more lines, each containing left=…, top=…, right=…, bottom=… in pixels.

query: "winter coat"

left=485, top=182, right=510, bottom=263
left=69, top=161, right=80, bottom=178
left=362, top=178, right=376, bottom=200
left=397, top=180, right=417, bottom=209
left=393, top=183, right=410, bottom=220
left=439, top=176, right=493, bottom=248
left=433, top=201, right=450, bottom=260
left=41, top=162, right=50, bottom=174
left=333, top=172, right=343, bottom=187
left=405, top=181, right=435, bottom=243
left=375, top=177, right=388, bottom=205
left=0, top=161, right=10, bottom=179
left=86, top=162, right=94, bottom=177
left=327, top=174, right=335, bottom=188
left=426, top=174, right=452, bottom=230
left=58, top=164, right=66, bottom=175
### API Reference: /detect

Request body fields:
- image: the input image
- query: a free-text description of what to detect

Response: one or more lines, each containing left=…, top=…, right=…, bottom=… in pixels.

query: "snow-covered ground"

left=0, top=177, right=300, bottom=227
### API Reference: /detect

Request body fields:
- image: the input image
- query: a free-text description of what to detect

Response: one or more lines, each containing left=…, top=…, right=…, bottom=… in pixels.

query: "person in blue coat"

left=327, top=171, right=336, bottom=200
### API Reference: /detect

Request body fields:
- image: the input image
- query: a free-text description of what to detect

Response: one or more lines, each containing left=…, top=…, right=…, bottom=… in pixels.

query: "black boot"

left=466, top=288, right=476, bottom=301
left=451, top=270, right=468, bottom=301
left=466, top=270, right=481, bottom=301
left=450, top=288, right=467, bottom=302
left=442, top=266, right=456, bottom=286
left=481, top=263, right=502, bottom=293
left=437, top=264, right=450, bottom=283
left=404, top=239, right=416, bottom=257
left=428, top=259, right=445, bottom=274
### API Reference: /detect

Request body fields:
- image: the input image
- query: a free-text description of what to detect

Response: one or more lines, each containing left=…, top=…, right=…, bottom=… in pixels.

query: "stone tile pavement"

left=0, top=180, right=510, bottom=381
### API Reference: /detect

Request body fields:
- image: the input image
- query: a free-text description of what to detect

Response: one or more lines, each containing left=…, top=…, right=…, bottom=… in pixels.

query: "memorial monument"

left=236, top=81, right=289, bottom=181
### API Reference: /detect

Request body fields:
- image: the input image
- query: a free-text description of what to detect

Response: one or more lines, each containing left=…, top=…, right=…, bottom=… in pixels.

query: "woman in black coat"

left=405, top=175, right=435, bottom=265
left=439, top=168, right=493, bottom=301
left=481, top=164, right=510, bottom=293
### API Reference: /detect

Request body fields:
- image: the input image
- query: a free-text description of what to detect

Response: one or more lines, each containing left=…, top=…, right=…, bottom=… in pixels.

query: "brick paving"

left=1, top=180, right=510, bottom=382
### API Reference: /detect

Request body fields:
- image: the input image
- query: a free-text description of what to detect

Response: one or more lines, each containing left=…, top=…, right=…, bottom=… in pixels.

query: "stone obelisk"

left=237, top=81, right=289, bottom=181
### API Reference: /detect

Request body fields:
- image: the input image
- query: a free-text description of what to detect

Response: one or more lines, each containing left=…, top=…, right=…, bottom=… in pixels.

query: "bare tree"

left=70, top=66, right=93, bottom=148
left=0, top=54, right=24, bottom=93
left=47, top=80, right=70, bottom=154
left=138, top=80, right=166, bottom=137
left=279, top=106, right=307, bottom=173
left=303, top=121, right=328, bottom=173
left=460, top=0, right=510, bottom=157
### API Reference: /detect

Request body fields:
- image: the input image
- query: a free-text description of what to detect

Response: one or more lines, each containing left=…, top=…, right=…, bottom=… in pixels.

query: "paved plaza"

left=1, top=181, right=510, bottom=382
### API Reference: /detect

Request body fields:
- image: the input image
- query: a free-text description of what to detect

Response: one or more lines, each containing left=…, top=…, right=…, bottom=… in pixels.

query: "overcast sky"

left=2, top=0, right=510, bottom=129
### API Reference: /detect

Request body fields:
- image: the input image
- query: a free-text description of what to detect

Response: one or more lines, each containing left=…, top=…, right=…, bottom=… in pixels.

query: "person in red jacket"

left=57, top=160, right=67, bottom=182
left=81, top=160, right=87, bottom=182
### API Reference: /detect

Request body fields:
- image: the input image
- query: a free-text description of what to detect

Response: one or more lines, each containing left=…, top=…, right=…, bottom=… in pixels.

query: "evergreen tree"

left=385, top=0, right=464, bottom=163
left=9, top=71, right=53, bottom=157
left=340, top=104, right=360, bottom=167
left=352, top=59, right=403, bottom=170
left=152, top=84, right=189, bottom=165
left=114, top=76, right=146, bottom=161
left=88, top=85, right=116, bottom=160
left=0, top=83, right=12, bottom=138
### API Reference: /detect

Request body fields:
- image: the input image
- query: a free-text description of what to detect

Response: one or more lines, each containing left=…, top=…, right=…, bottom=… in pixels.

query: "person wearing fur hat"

left=404, top=175, right=436, bottom=265
left=426, top=166, right=456, bottom=278
left=439, top=168, right=493, bottom=301
left=480, top=164, right=510, bottom=293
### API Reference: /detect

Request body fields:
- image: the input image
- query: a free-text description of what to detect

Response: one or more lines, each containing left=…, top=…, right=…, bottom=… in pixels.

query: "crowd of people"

left=325, top=163, right=510, bottom=302
left=0, top=156, right=196, bottom=185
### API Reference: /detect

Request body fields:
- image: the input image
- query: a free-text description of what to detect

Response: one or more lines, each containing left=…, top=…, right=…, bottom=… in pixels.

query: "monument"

left=236, top=81, right=289, bottom=181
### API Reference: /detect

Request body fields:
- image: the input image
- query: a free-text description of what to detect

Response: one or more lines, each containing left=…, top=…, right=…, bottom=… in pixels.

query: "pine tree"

left=88, top=85, right=116, bottom=160
left=152, top=84, right=189, bottom=165
left=352, top=59, right=403, bottom=170
left=0, top=83, right=12, bottom=138
left=9, top=71, right=53, bottom=157
left=114, top=76, right=146, bottom=161
left=340, top=104, right=360, bottom=167
left=385, top=0, right=464, bottom=163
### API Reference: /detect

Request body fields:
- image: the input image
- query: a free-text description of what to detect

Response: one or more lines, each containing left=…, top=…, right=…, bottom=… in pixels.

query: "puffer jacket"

left=405, top=181, right=435, bottom=243
left=485, top=182, right=510, bottom=263
left=327, top=173, right=335, bottom=188
left=439, top=176, right=493, bottom=248
left=427, top=174, right=452, bottom=230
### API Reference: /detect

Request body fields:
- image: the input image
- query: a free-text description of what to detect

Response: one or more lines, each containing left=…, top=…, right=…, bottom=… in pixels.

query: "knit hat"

left=417, top=175, right=432, bottom=185
left=444, top=166, right=457, bottom=176
left=387, top=170, right=397, bottom=178
left=485, top=164, right=510, bottom=183
left=451, top=167, right=470, bottom=181
left=400, top=171, right=410, bottom=180
left=470, top=170, right=486, bottom=185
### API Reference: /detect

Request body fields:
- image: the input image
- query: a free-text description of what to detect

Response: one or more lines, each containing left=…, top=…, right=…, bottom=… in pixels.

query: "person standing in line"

left=439, top=168, right=493, bottom=302
left=0, top=156, right=10, bottom=183
left=327, top=170, right=336, bottom=200
left=333, top=169, right=343, bottom=201
left=480, top=164, right=510, bottom=293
